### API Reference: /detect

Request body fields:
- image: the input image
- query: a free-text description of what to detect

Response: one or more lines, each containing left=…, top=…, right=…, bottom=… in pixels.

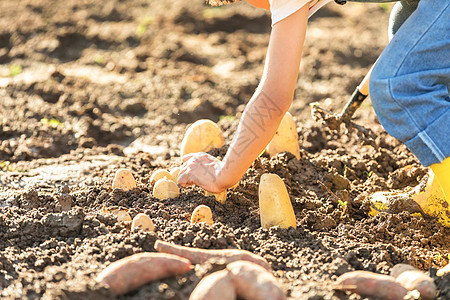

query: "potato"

left=155, top=240, right=271, bottom=271
left=190, top=205, right=214, bottom=226
left=150, top=169, right=173, bottom=184
left=102, top=207, right=132, bottom=222
left=170, top=167, right=181, bottom=183
left=204, top=189, right=227, bottom=204
left=390, top=264, right=416, bottom=278
left=258, top=173, right=296, bottom=229
left=334, top=271, right=408, bottom=300
left=189, top=270, right=236, bottom=300
left=131, top=213, right=154, bottom=232
left=391, top=264, right=436, bottom=300
left=227, top=261, right=286, bottom=300
left=180, top=119, right=225, bottom=157
left=153, top=178, right=180, bottom=200
left=112, top=169, right=136, bottom=191
left=265, top=112, right=300, bottom=159
left=96, top=252, right=192, bottom=295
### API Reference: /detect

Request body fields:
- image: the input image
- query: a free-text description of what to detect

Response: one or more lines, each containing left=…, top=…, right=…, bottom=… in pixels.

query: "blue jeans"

left=369, top=0, right=450, bottom=167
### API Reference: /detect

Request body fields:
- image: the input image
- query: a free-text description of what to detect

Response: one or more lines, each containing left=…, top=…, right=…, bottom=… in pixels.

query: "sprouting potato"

left=150, top=169, right=173, bottom=184
left=190, top=205, right=214, bottom=226
left=258, top=173, right=296, bottom=229
left=153, top=178, right=180, bottom=200
left=131, top=213, right=155, bottom=232
left=205, top=190, right=227, bottom=204
left=265, top=112, right=300, bottom=159
left=112, top=169, right=137, bottom=191
left=180, top=119, right=225, bottom=157
left=170, top=167, right=181, bottom=183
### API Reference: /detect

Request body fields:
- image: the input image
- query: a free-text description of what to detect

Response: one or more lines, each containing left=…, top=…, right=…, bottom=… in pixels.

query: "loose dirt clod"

left=227, top=261, right=286, bottom=300
left=333, top=271, right=408, bottom=300
left=131, top=213, right=155, bottom=232
left=112, top=169, right=137, bottom=191
left=152, top=178, right=180, bottom=200
left=150, top=169, right=173, bottom=184
left=258, top=173, right=296, bottom=229
left=189, top=270, right=236, bottom=300
left=154, top=240, right=271, bottom=271
left=265, top=112, right=300, bottom=160
left=96, top=252, right=192, bottom=295
left=190, top=205, right=214, bottom=225
left=180, top=119, right=225, bottom=157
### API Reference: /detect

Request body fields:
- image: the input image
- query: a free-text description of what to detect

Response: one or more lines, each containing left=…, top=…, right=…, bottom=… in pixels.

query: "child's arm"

left=178, top=5, right=309, bottom=192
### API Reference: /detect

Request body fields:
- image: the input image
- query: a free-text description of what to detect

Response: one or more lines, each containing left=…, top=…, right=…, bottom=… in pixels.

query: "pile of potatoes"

left=97, top=240, right=286, bottom=300
left=110, top=115, right=301, bottom=232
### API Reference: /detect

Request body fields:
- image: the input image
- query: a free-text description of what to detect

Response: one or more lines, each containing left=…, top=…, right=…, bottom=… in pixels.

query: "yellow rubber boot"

left=369, top=166, right=450, bottom=227
left=430, top=156, right=450, bottom=202
left=410, top=170, right=450, bottom=227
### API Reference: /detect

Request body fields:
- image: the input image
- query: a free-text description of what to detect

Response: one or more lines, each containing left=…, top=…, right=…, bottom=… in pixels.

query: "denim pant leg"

left=369, top=0, right=450, bottom=167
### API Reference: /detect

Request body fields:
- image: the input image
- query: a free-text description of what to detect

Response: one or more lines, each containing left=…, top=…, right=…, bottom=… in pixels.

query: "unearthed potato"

left=190, top=205, right=214, bottom=225
left=103, top=207, right=132, bottom=222
left=150, top=169, right=173, bottom=184
left=112, top=169, right=136, bottom=191
left=153, top=178, right=180, bottom=200
left=390, top=264, right=416, bottom=278
left=227, top=261, right=286, bottom=300
left=96, top=253, right=192, bottom=295
left=131, top=213, right=154, bottom=232
left=189, top=270, right=236, bottom=300
left=258, top=173, right=296, bottom=229
left=180, top=119, right=225, bottom=157
left=155, top=240, right=271, bottom=271
left=333, top=271, right=408, bottom=300
left=170, top=167, right=181, bottom=183
left=204, top=190, right=227, bottom=204
left=391, top=264, right=437, bottom=300
left=265, top=112, right=300, bottom=159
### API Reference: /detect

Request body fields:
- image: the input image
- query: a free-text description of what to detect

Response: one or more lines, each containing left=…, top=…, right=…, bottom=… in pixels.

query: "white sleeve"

left=269, top=0, right=333, bottom=26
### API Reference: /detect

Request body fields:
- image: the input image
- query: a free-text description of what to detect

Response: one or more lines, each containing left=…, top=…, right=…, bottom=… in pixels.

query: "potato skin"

left=189, top=270, right=236, bottom=300
left=96, top=253, right=192, bottom=295
left=155, top=240, right=271, bottom=271
left=258, top=173, right=296, bottom=229
left=265, top=112, right=300, bottom=159
left=180, top=119, right=225, bottom=157
left=334, top=271, right=408, bottom=300
left=227, top=261, right=286, bottom=300
left=390, top=264, right=437, bottom=300
left=395, top=270, right=437, bottom=300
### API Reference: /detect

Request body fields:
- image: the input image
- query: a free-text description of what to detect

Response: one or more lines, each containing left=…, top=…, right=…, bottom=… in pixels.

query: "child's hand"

left=178, top=152, right=227, bottom=193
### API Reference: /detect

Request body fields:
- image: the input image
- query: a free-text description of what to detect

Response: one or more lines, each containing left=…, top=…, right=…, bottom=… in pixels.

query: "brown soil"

left=0, top=0, right=449, bottom=299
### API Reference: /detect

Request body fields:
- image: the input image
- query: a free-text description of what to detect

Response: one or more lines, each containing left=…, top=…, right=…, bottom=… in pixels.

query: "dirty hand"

left=178, top=152, right=227, bottom=193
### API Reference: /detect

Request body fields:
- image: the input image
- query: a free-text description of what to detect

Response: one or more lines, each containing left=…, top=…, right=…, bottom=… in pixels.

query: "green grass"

left=219, top=115, right=236, bottom=122
left=136, top=16, right=154, bottom=35
left=9, top=64, right=22, bottom=77
left=93, top=54, right=104, bottom=65
left=338, top=199, right=347, bottom=207
left=40, top=118, right=63, bottom=128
